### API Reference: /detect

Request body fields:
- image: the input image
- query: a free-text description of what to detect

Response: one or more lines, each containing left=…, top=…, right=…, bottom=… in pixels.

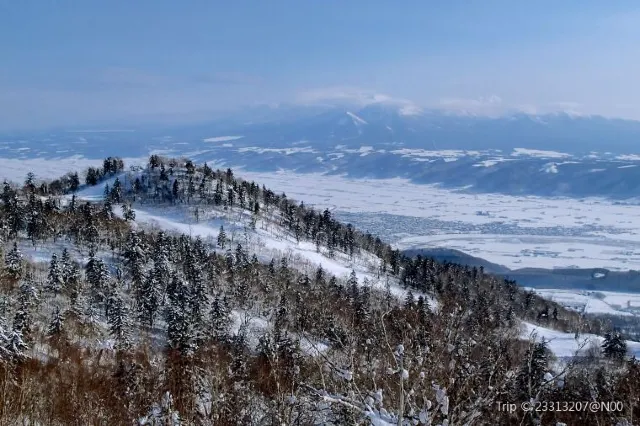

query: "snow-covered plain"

left=203, top=136, right=244, bottom=142
left=235, top=170, right=640, bottom=271
left=0, top=155, right=148, bottom=182
left=526, top=288, right=640, bottom=317
left=6, top=154, right=640, bottom=272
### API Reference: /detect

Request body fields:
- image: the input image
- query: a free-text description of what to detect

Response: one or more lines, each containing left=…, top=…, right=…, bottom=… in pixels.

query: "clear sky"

left=1, top=0, right=640, bottom=130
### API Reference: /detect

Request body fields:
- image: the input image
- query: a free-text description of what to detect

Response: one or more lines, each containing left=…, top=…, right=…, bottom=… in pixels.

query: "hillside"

left=0, top=156, right=638, bottom=425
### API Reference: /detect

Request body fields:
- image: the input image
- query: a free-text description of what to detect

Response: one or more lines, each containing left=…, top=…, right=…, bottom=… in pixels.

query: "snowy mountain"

left=4, top=105, right=640, bottom=199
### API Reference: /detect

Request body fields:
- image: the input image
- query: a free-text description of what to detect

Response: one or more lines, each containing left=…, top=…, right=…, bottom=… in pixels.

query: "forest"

left=0, top=155, right=637, bottom=425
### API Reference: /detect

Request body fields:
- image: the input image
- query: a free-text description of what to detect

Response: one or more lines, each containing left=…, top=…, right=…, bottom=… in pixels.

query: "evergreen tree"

left=4, top=242, right=23, bottom=279
left=46, top=253, right=63, bottom=295
left=210, top=294, right=231, bottom=341
left=109, top=177, right=123, bottom=203
left=517, top=339, right=549, bottom=399
left=166, top=274, right=195, bottom=355
left=138, top=273, right=160, bottom=328
left=217, top=225, right=227, bottom=249
left=602, top=331, right=627, bottom=361
left=124, top=231, right=146, bottom=301
left=107, top=291, right=131, bottom=351
left=122, top=203, right=136, bottom=221
left=47, top=307, right=64, bottom=339
left=69, top=172, right=80, bottom=193
left=13, top=276, right=38, bottom=339
left=86, top=167, right=99, bottom=186
left=85, top=252, right=110, bottom=307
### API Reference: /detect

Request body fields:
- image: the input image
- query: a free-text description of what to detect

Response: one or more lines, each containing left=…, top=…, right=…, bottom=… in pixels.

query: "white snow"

left=346, top=111, right=368, bottom=125
left=616, top=154, right=640, bottom=161
left=512, top=148, right=571, bottom=159
left=540, top=162, right=559, bottom=173
left=232, top=170, right=640, bottom=271
left=527, top=288, right=640, bottom=317
left=0, top=155, right=145, bottom=183
left=203, top=136, right=245, bottom=143
left=473, top=158, right=515, bottom=167
left=237, top=146, right=316, bottom=155
left=521, top=322, right=640, bottom=358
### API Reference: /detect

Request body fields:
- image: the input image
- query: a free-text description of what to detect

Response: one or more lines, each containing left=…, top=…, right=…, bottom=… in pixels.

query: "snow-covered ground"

left=235, top=170, right=640, bottom=271
left=72, top=174, right=427, bottom=305
left=124, top=205, right=418, bottom=302
left=6, top=154, right=640, bottom=272
left=526, top=288, right=640, bottom=317
left=521, top=322, right=640, bottom=358
left=0, top=155, right=148, bottom=183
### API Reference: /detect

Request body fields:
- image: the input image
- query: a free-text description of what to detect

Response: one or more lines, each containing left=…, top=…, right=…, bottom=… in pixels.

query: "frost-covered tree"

left=47, top=307, right=64, bottom=339
left=124, top=230, right=147, bottom=300
left=122, top=203, right=136, bottom=221
left=138, top=273, right=160, bottom=329
left=166, top=274, right=195, bottom=355
left=217, top=225, right=227, bottom=249
left=85, top=251, right=111, bottom=307
left=210, top=294, right=231, bottom=341
left=107, top=290, right=131, bottom=351
left=603, top=331, right=627, bottom=361
left=516, top=339, right=549, bottom=400
left=13, top=276, right=38, bottom=339
left=46, top=253, right=64, bottom=295
left=109, top=177, right=123, bottom=203
left=4, top=242, right=23, bottom=279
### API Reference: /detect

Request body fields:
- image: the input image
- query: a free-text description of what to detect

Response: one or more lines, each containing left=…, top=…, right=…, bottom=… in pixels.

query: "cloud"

left=295, top=86, right=422, bottom=114
left=436, top=95, right=506, bottom=116
left=434, top=96, right=588, bottom=118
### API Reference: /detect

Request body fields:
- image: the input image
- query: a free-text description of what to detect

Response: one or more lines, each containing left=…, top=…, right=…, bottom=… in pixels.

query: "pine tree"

left=122, top=203, right=136, bottom=221
left=13, top=276, right=38, bottom=339
left=124, top=230, right=147, bottom=301
left=138, top=273, right=159, bottom=328
left=85, top=252, right=110, bottom=307
left=107, top=290, right=130, bottom=351
left=47, top=307, right=64, bottom=339
left=4, top=242, right=23, bottom=279
left=602, top=331, right=627, bottom=361
left=517, top=339, right=549, bottom=399
left=217, top=225, right=227, bottom=249
left=69, top=172, right=80, bottom=193
left=46, top=253, right=63, bottom=295
left=210, top=294, right=231, bottom=341
left=404, top=290, right=415, bottom=310
left=166, top=274, right=195, bottom=355
left=110, top=177, right=123, bottom=203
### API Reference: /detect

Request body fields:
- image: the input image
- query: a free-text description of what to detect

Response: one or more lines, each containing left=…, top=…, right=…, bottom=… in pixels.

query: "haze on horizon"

left=1, top=0, right=640, bottom=131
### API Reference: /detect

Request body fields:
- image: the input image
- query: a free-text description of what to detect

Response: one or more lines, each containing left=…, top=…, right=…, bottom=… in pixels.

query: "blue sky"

left=1, top=1, right=640, bottom=130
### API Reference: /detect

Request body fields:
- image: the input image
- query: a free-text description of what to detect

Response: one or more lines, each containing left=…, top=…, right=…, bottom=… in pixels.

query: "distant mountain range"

left=3, top=104, right=640, bottom=198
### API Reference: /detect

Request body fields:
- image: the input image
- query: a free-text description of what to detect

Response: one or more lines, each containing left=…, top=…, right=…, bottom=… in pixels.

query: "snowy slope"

left=121, top=205, right=421, bottom=302
left=72, top=173, right=428, bottom=304
left=521, top=321, right=640, bottom=358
